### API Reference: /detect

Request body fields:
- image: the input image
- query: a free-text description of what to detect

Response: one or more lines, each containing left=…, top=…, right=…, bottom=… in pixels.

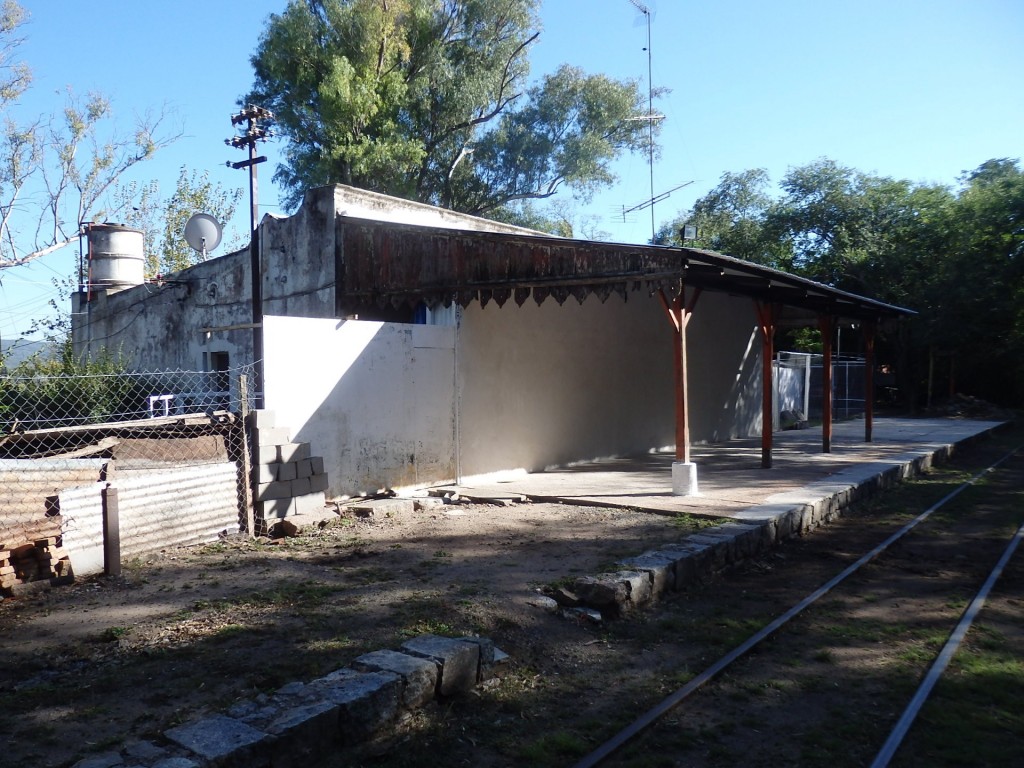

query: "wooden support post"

left=863, top=320, right=876, bottom=443
left=661, top=285, right=701, bottom=494
left=755, top=302, right=779, bottom=469
left=819, top=315, right=836, bottom=453
left=101, top=485, right=121, bottom=577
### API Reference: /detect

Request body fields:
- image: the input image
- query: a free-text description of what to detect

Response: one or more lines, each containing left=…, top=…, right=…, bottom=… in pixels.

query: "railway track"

left=573, top=442, right=1024, bottom=768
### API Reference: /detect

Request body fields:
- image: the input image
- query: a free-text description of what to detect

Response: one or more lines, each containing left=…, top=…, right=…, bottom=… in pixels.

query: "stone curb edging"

left=544, top=437, right=991, bottom=619
left=71, top=634, right=509, bottom=768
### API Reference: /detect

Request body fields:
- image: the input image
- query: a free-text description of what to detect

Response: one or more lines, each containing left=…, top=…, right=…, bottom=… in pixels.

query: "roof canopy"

left=336, top=218, right=914, bottom=322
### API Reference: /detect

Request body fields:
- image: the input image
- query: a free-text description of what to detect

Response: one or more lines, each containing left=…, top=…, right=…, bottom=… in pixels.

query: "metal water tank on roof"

left=88, top=223, right=145, bottom=292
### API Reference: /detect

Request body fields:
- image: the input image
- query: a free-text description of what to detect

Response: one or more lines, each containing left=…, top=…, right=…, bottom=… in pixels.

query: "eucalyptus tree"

left=246, top=0, right=656, bottom=218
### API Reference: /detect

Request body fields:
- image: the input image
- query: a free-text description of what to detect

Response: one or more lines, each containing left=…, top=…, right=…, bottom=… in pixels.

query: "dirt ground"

left=1, top=500, right=714, bottom=767
left=3, top=428, right=1022, bottom=768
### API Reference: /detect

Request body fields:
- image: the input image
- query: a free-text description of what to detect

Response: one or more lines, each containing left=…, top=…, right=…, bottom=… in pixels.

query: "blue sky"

left=2, top=0, right=1021, bottom=341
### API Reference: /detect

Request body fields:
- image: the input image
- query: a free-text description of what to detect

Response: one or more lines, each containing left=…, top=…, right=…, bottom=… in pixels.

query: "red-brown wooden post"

left=819, top=315, right=836, bottom=453
left=755, top=301, right=779, bottom=469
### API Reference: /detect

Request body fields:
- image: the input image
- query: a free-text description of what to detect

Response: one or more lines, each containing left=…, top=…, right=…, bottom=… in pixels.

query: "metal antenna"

left=628, top=0, right=657, bottom=241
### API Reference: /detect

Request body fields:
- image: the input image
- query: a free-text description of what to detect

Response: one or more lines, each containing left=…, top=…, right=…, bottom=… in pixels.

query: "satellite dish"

left=184, top=213, right=223, bottom=256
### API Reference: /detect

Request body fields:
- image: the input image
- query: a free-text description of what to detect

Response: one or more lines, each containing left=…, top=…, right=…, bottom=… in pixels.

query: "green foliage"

left=658, top=157, right=1024, bottom=405
left=246, top=0, right=655, bottom=218
left=0, top=338, right=154, bottom=434
left=120, top=166, right=242, bottom=276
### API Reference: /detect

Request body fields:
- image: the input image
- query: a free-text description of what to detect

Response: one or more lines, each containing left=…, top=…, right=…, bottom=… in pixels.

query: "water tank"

left=88, top=224, right=145, bottom=292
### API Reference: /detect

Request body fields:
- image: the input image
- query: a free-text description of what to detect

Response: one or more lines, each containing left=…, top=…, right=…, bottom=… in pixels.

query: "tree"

left=120, top=166, right=243, bottom=276
left=246, top=0, right=656, bottom=218
left=653, top=169, right=789, bottom=267
left=0, top=2, right=179, bottom=270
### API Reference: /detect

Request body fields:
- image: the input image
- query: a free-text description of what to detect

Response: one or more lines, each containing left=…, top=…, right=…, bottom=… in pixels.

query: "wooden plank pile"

left=0, top=518, right=71, bottom=594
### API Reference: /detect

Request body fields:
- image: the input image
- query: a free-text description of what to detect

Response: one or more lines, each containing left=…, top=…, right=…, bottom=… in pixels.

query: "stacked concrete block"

left=248, top=410, right=330, bottom=522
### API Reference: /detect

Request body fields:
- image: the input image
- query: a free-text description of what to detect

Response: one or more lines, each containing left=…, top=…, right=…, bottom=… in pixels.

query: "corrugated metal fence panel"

left=0, top=459, right=105, bottom=534
left=59, top=482, right=106, bottom=576
left=115, top=462, right=240, bottom=560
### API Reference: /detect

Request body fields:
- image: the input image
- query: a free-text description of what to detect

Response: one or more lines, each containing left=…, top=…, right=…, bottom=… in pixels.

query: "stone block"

left=617, top=552, right=677, bottom=595
left=71, top=753, right=123, bottom=768
left=352, top=649, right=439, bottom=708
left=291, top=477, right=312, bottom=497
left=164, top=714, right=271, bottom=765
left=687, top=532, right=733, bottom=569
left=292, top=491, right=327, bottom=516
left=152, top=758, right=201, bottom=768
left=276, top=462, right=298, bottom=482
left=571, top=574, right=629, bottom=614
left=278, top=442, right=311, bottom=464
left=309, top=473, right=329, bottom=493
left=266, top=700, right=339, bottom=766
left=310, top=456, right=325, bottom=475
left=616, top=569, right=653, bottom=608
left=257, top=481, right=293, bottom=501
left=257, top=427, right=292, bottom=447
left=296, top=458, right=313, bottom=478
left=400, top=634, right=480, bottom=696
left=310, top=669, right=401, bottom=743
left=256, top=463, right=276, bottom=484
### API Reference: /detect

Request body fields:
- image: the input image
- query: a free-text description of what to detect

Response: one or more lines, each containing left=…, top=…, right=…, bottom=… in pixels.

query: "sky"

left=2, top=0, right=1022, bottom=341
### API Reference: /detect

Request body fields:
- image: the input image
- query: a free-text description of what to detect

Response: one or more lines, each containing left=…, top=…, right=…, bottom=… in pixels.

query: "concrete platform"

left=437, top=417, right=1004, bottom=519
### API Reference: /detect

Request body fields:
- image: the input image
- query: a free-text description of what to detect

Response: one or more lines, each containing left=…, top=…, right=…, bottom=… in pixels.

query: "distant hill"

left=1, top=338, right=56, bottom=370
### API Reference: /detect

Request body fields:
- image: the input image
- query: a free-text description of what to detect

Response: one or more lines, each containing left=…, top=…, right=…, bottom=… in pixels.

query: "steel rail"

left=571, top=445, right=1022, bottom=768
left=870, top=516, right=1024, bottom=767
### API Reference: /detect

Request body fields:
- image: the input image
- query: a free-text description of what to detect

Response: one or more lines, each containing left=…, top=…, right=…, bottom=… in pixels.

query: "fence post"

left=238, top=374, right=256, bottom=538
left=101, top=484, right=121, bottom=577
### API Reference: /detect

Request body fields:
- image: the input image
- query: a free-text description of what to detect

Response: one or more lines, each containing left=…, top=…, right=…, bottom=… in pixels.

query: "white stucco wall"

left=456, top=290, right=763, bottom=481
left=262, top=315, right=456, bottom=497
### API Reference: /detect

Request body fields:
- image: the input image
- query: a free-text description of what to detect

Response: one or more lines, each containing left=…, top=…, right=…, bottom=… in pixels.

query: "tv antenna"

left=183, top=213, right=224, bottom=260
left=627, top=0, right=661, bottom=241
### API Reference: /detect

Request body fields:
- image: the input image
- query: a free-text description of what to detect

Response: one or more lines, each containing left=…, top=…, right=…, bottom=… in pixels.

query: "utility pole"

left=226, top=105, right=273, bottom=409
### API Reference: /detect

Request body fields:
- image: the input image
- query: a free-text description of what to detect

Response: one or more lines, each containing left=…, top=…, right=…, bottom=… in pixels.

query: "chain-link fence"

left=1, top=364, right=257, bottom=594
left=775, top=352, right=866, bottom=427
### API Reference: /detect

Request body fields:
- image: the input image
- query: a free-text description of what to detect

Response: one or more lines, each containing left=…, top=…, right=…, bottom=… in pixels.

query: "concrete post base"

left=672, top=461, right=699, bottom=496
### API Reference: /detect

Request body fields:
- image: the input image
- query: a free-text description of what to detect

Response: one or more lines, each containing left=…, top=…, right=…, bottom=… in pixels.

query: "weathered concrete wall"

left=262, top=315, right=456, bottom=498
left=71, top=248, right=253, bottom=371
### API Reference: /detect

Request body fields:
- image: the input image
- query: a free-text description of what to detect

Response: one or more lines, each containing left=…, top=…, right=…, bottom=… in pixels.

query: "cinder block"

left=257, top=481, right=293, bottom=501
left=292, top=491, right=326, bottom=516
left=249, top=409, right=276, bottom=429
left=257, top=464, right=276, bottom=484
left=257, top=426, right=292, bottom=447
left=296, top=459, right=313, bottom=478
left=291, top=477, right=311, bottom=497
left=400, top=635, right=480, bottom=696
left=278, top=442, right=311, bottom=464
left=276, top=462, right=297, bottom=482
left=310, top=456, right=325, bottom=475
left=309, top=473, right=329, bottom=493
left=258, top=498, right=293, bottom=520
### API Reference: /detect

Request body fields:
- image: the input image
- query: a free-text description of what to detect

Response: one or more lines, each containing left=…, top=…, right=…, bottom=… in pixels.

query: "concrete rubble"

left=71, top=634, right=508, bottom=768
